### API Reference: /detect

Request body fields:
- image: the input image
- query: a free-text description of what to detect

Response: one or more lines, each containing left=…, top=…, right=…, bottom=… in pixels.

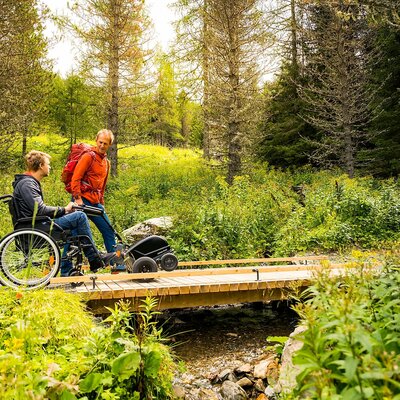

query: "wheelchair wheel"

left=132, top=256, right=158, bottom=274
left=160, top=253, right=178, bottom=271
left=0, top=229, right=61, bottom=289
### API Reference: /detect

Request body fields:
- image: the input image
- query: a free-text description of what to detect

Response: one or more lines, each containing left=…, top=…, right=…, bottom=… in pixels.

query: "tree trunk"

left=226, top=6, right=242, bottom=185
left=108, top=0, right=120, bottom=177
left=290, top=0, right=298, bottom=72
left=202, top=0, right=211, bottom=159
left=344, top=125, right=354, bottom=178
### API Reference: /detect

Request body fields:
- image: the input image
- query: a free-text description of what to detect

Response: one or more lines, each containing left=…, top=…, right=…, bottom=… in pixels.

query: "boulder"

left=235, top=363, right=253, bottom=375
left=122, top=216, right=173, bottom=241
left=254, top=379, right=265, bottom=393
left=172, top=384, right=186, bottom=399
left=275, top=325, right=306, bottom=394
left=253, top=358, right=273, bottom=379
left=220, top=380, right=248, bottom=400
left=186, top=388, right=220, bottom=400
left=217, top=368, right=236, bottom=382
left=236, top=377, right=253, bottom=388
left=264, top=386, right=276, bottom=399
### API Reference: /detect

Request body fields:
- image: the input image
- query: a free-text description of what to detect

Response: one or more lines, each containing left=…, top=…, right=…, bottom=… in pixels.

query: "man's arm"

left=20, top=179, right=65, bottom=218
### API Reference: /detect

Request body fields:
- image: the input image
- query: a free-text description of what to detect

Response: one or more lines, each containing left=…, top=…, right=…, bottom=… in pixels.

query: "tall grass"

left=1, top=135, right=400, bottom=259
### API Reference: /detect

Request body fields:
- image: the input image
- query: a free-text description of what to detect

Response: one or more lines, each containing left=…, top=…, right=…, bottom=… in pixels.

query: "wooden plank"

left=178, top=256, right=328, bottom=267
left=50, top=261, right=341, bottom=285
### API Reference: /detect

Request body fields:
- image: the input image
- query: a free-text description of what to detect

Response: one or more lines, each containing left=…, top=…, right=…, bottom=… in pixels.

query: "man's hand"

left=75, top=197, right=84, bottom=205
left=65, top=202, right=77, bottom=214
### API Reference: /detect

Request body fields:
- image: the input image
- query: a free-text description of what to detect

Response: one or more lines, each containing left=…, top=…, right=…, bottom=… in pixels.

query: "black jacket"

left=12, top=174, right=65, bottom=219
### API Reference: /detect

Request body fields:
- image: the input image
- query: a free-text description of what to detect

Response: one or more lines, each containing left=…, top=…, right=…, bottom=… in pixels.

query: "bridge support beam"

left=86, top=286, right=308, bottom=314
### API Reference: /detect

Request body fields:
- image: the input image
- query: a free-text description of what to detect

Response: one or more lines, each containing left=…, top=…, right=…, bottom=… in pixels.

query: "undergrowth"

left=1, top=136, right=400, bottom=261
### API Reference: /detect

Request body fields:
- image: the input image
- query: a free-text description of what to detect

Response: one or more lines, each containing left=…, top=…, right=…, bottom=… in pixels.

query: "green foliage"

left=266, top=336, right=289, bottom=357
left=1, top=136, right=400, bottom=258
left=46, top=74, right=103, bottom=144
left=258, top=64, right=317, bottom=168
left=289, top=258, right=400, bottom=399
left=0, top=290, right=177, bottom=399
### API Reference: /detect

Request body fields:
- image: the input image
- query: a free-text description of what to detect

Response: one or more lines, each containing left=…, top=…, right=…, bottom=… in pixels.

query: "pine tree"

left=0, top=0, right=50, bottom=166
left=298, top=1, right=380, bottom=177
left=66, top=0, right=151, bottom=176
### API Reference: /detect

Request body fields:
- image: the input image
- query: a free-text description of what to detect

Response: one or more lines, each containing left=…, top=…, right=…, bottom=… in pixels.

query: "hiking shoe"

left=101, top=252, right=116, bottom=266
left=89, top=257, right=104, bottom=273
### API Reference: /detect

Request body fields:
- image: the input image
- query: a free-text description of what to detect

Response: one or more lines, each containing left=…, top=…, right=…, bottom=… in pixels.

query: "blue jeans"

left=81, top=197, right=116, bottom=253
left=56, top=211, right=99, bottom=276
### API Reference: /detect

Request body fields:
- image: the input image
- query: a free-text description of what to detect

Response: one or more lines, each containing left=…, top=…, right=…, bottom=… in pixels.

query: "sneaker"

left=89, top=257, right=104, bottom=273
left=101, top=252, right=116, bottom=266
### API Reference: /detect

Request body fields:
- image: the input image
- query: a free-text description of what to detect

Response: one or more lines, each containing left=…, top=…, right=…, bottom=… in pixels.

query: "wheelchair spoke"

left=0, top=229, right=61, bottom=288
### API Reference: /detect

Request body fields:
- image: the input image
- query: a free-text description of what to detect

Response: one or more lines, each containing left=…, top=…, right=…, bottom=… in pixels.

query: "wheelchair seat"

left=0, top=194, right=69, bottom=242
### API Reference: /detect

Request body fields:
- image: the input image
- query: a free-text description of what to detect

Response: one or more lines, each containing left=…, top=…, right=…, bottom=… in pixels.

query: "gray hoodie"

left=12, top=174, right=65, bottom=219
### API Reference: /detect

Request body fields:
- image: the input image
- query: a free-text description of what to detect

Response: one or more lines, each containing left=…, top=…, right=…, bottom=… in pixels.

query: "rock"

left=275, top=325, right=306, bottom=394
left=253, top=359, right=273, bottom=379
left=122, top=216, right=173, bottom=241
left=186, top=388, right=220, bottom=400
left=265, top=359, right=279, bottom=386
left=235, top=363, right=253, bottom=375
left=226, top=332, right=239, bottom=337
left=218, top=368, right=236, bottom=382
left=173, top=384, right=186, bottom=399
left=236, top=377, right=253, bottom=387
left=198, top=388, right=220, bottom=400
left=254, top=378, right=265, bottom=393
left=220, top=380, right=248, bottom=400
left=264, top=386, right=276, bottom=399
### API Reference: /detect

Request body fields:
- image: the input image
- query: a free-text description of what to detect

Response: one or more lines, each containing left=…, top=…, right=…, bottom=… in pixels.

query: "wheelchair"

left=0, top=194, right=179, bottom=290
left=0, top=194, right=106, bottom=289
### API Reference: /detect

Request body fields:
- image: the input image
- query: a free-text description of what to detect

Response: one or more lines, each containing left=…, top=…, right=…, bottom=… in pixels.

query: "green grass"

left=1, top=134, right=400, bottom=261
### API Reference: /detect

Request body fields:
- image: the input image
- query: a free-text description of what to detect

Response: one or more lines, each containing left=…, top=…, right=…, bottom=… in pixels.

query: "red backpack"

left=61, top=143, right=95, bottom=194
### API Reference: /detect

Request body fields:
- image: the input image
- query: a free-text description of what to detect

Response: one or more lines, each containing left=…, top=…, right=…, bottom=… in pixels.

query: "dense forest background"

left=2, top=0, right=400, bottom=182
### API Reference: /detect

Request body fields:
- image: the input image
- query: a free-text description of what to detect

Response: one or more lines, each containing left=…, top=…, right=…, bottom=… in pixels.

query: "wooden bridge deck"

left=49, top=257, right=348, bottom=314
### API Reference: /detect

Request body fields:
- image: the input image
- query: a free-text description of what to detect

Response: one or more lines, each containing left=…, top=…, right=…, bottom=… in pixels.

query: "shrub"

left=0, top=289, right=177, bottom=399
left=287, top=256, right=400, bottom=399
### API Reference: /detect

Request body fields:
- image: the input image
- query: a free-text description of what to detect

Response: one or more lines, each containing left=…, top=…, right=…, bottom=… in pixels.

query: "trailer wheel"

left=160, top=253, right=178, bottom=271
left=132, top=257, right=158, bottom=274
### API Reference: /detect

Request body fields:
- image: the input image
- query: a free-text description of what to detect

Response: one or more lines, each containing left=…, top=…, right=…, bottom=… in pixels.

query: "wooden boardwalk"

left=49, top=257, right=348, bottom=314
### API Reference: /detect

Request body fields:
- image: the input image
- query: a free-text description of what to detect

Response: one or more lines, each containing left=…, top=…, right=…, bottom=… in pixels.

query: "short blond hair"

left=25, top=150, right=51, bottom=172
left=96, top=129, right=114, bottom=144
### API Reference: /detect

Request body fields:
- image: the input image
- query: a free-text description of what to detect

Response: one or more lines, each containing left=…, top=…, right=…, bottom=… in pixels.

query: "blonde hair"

left=96, top=129, right=114, bottom=144
left=25, top=150, right=51, bottom=172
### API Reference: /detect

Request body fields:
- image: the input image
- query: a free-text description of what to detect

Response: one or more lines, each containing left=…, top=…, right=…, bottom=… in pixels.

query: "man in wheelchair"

left=12, top=150, right=108, bottom=276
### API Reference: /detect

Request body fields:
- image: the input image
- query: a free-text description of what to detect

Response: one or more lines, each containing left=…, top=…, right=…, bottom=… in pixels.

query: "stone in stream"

left=217, top=368, right=237, bottom=382
left=220, top=380, right=248, bottom=400
left=172, top=384, right=186, bottom=399
left=236, top=377, right=253, bottom=387
left=253, top=356, right=275, bottom=379
left=275, top=325, right=306, bottom=394
left=186, top=387, right=220, bottom=400
left=235, top=363, right=253, bottom=375
left=254, top=378, right=266, bottom=393
left=264, top=385, right=277, bottom=399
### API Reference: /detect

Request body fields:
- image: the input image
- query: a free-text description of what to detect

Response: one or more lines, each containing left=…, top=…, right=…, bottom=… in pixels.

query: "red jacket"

left=71, top=147, right=110, bottom=204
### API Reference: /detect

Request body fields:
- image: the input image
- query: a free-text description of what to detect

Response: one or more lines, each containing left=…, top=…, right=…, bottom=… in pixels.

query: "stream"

left=160, top=302, right=299, bottom=382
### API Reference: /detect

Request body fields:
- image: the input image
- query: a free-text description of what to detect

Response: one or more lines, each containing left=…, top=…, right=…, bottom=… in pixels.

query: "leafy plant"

left=0, top=289, right=177, bottom=399
left=287, top=258, right=400, bottom=399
